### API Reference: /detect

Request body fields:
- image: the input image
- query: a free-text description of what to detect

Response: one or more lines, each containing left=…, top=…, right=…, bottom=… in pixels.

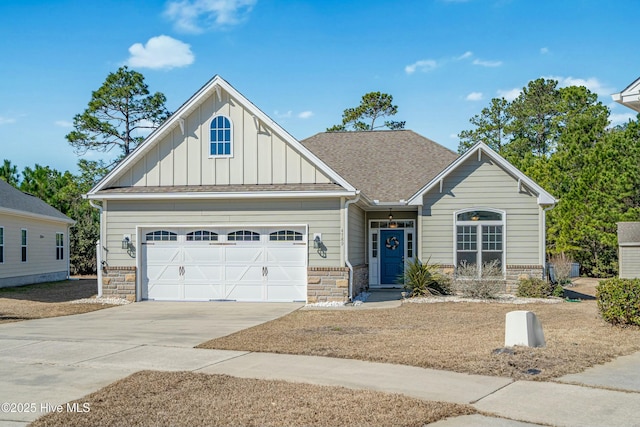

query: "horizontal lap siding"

left=0, top=213, right=68, bottom=280
left=620, top=247, right=640, bottom=278
left=348, top=204, right=366, bottom=265
left=421, top=157, right=541, bottom=265
left=104, top=198, right=341, bottom=268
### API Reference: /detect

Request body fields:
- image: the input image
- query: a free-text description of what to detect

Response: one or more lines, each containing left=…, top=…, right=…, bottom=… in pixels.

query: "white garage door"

left=142, top=227, right=307, bottom=302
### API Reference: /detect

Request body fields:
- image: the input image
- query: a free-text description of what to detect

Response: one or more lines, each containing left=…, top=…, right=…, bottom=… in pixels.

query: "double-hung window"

left=56, top=233, right=64, bottom=260
left=21, top=229, right=27, bottom=262
left=209, top=116, right=232, bottom=157
left=455, top=210, right=504, bottom=274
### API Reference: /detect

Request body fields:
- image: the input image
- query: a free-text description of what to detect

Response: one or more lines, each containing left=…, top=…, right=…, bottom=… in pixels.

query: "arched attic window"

left=210, top=115, right=232, bottom=157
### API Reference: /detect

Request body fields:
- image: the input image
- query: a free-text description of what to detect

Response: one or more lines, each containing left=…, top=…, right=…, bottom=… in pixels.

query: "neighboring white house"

left=612, top=78, right=640, bottom=279
left=86, top=75, right=557, bottom=303
left=0, top=179, right=74, bottom=287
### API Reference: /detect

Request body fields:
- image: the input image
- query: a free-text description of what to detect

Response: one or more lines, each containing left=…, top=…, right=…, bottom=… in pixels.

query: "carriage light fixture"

left=121, top=235, right=131, bottom=250
left=313, top=234, right=322, bottom=249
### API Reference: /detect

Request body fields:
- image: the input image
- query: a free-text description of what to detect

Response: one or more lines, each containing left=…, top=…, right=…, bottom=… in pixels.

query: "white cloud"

left=54, top=120, right=73, bottom=128
left=449, top=133, right=459, bottom=139
left=540, top=47, right=549, bottom=54
left=273, top=110, right=292, bottom=119
left=0, top=116, right=16, bottom=125
left=298, top=111, right=313, bottom=119
left=405, top=59, right=438, bottom=74
left=545, top=75, right=614, bottom=97
left=127, top=35, right=194, bottom=70
left=164, top=0, right=256, bottom=33
left=457, top=51, right=473, bottom=60
left=465, top=92, right=483, bottom=101
left=497, top=87, right=521, bottom=101
left=472, top=58, right=502, bottom=67
left=609, top=112, right=636, bottom=127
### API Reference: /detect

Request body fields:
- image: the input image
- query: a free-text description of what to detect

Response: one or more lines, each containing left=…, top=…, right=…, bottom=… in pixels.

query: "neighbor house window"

left=210, top=115, right=232, bottom=157
left=21, top=229, right=27, bottom=262
left=56, top=232, right=64, bottom=260
left=455, top=210, right=504, bottom=273
left=0, top=227, right=4, bottom=263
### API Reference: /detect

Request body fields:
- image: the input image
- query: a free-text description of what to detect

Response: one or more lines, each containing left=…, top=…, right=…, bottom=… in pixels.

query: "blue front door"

left=380, top=229, right=404, bottom=285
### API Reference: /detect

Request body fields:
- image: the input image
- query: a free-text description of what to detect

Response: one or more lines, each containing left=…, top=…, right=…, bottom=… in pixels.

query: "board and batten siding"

left=421, top=156, right=542, bottom=265
left=103, top=198, right=342, bottom=268
left=620, top=247, right=640, bottom=279
left=112, top=88, right=331, bottom=188
left=347, top=204, right=366, bottom=265
left=0, top=213, right=69, bottom=286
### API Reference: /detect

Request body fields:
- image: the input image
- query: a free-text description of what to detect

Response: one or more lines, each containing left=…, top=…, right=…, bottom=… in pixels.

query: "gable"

left=89, top=76, right=355, bottom=197
left=111, top=87, right=331, bottom=188
left=408, top=142, right=556, bottom=206
left=612, top=77, right=640, bottom=112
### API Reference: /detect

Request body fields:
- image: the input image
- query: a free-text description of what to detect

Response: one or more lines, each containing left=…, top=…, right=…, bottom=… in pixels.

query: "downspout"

left=89, top=200, right=103, bottom=297
left=344, top=192, right=361, bottom=301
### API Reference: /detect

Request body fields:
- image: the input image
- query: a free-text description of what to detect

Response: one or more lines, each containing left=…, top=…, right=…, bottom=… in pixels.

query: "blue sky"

left=1, top=0, right=639, bottom=174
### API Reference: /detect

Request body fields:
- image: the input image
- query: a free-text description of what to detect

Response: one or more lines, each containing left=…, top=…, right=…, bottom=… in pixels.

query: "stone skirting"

left=307, top=267, right=349, bottom=303
left=102, top=266, right=137, bottom=301
left=438, top=264, right=546, bottom=294
left=351, top=264, right=369, bottom=298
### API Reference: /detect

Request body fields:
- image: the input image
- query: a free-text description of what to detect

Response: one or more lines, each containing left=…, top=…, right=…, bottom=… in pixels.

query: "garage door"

left=141, top=227, right=307, bottom=302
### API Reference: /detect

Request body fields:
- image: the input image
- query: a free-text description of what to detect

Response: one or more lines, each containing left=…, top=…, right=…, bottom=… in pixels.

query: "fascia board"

left=408, top=142, right=557, bottom=206
left=0, top=207, right=75, bottom=225
left=88, top=76, right=356, bottom=195
left=87, top=190, right=357, bottom=201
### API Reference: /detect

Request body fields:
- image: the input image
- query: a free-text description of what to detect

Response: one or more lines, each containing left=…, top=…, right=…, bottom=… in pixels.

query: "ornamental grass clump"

left=399, top=258, right=451, bottom=296
left=596, top=278, right=640, bottom=327
left=453, top=260, right=504, bottom=299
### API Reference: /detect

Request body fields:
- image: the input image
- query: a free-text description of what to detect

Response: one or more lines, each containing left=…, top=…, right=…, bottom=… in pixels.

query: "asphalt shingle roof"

left=0, top=179, right=72, bottom=222
left=618, top=222, right=640, bottom=244
left=302, top=130, right=459, bottom=202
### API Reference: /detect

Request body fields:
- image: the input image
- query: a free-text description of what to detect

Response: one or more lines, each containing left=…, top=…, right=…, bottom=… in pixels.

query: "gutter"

left=344, top=191, right=361, bottom=302
left=89, top=200, right=104, bottom=297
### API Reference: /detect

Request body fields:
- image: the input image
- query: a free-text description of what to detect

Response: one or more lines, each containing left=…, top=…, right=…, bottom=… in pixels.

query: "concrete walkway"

left=1, top=301, right=639, bottom=427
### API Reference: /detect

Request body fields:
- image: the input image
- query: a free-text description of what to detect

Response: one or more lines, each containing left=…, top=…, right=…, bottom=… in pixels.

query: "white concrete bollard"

left=504, top=310, right=545, bottom=347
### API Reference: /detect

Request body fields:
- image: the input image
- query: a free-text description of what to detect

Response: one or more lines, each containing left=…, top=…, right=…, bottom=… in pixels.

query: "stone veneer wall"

left=307, top=267, right=349, bottom=303
left=102, top=266, right=137, bottom=301
left=438, top=264, right=545, bottom=294
left=351, top=264, right=369, bottom=298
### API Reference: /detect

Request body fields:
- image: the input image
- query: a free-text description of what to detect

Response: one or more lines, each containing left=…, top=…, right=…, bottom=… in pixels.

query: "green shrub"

left=399, top=258, right=451, bottom=296
left=552, top=284, right=565, bottom=298
left=596, top=278, right=640, bottom=326
left=453, top=260, right=504, bottom=299
left=517, top=277, right=553, bottom=298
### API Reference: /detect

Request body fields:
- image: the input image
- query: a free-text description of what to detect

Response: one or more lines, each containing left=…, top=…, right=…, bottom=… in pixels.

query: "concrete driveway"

left=0, top=301, right=302, bottom=426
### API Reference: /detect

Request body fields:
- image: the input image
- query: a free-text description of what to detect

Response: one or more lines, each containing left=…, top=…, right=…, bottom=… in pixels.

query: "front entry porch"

left=368, top=216, right=415, bottom=288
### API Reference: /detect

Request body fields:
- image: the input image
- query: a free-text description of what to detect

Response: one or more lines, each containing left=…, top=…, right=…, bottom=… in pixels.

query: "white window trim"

left=56, top=232, right=64, bottom=260
left=453, top=208, right=506, bottom=275
left=0, top=226, right=4, bottom=264
left=208, top=114, right=234, bottom=159
left=21, top=228, right=27, bottom=263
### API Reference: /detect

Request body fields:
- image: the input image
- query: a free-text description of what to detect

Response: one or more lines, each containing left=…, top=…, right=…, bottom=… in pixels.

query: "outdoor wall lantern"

left=121, top=235, right=131, bottom=250
left=388, top=209, right=398, bottom=228
left=313, top=234, right=322, bottom=249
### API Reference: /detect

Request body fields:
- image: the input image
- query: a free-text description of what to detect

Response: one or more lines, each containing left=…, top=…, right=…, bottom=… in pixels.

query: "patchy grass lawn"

left=0, top=279, right=111, bottom=323
left=199, top=279, right=640, bottom=380
left=30, top=371, right=476, bottom=427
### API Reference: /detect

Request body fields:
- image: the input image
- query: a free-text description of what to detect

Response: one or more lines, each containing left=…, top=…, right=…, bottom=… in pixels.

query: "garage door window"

left=146, top=230, right=177, bottom=241
left=228, top=230, right=260, bottom=241
left=186, top=230, right=218, bottom=241
left=269, top=230, right=303, bottom=241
